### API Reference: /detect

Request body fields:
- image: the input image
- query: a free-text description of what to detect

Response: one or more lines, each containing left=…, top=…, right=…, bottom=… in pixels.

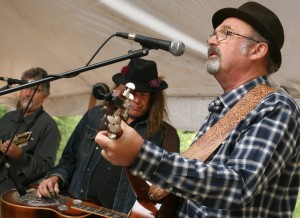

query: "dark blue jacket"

left=49, top=105, right=179, bottom=213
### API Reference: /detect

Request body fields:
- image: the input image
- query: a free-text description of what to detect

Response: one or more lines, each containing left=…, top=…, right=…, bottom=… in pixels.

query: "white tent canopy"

left=0, top=0, right=299, bottom=131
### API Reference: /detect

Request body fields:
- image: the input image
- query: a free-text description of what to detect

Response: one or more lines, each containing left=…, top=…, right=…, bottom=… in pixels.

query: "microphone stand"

left=0, top=81, right=15, bottom=91
left=0, top=85, right=10, bottom=91
left=5, top=161, right=27, bottom=196
left=0, top=48, right=149, bottom=96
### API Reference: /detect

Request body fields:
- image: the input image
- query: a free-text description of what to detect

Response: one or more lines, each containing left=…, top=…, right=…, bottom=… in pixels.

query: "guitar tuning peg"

left=123, top=82, right=135, bottom=98
left=126, top=82, right=135, bottom=90
left=107, top=115, right=121, bottom=125
left=128, top=93, right=134, bottom=101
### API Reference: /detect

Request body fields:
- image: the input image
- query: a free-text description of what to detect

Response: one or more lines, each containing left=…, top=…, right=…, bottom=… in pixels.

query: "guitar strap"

left=148, top=83, right=275, bottom=201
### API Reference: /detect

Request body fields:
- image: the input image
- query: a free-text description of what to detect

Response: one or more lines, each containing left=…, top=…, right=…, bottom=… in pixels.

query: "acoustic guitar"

left=0, top=187, right=178, bottom=218
left=0, top=188, right=129, bottom=218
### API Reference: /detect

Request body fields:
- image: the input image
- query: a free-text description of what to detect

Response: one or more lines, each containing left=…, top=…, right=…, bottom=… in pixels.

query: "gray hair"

left=21, top=67, right=50, bottom=96
left=240, top=32, right=279, bottom=74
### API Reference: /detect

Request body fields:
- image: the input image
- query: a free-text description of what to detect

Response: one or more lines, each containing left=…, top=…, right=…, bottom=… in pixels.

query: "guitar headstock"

left=101, top=82, right=135, bottom=139
left=0, top=132, right=32, bottom=150
left=14, top=132, right=32, bottom=147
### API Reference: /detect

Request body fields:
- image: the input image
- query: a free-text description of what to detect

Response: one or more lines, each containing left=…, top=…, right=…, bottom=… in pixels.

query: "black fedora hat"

left=212, top=1, right=284, bottom=70
left=112, top=58, right=168, bottom=92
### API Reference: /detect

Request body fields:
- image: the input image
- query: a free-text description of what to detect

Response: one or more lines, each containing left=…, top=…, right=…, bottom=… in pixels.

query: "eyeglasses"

left=209, top=29, right=260, bottom=43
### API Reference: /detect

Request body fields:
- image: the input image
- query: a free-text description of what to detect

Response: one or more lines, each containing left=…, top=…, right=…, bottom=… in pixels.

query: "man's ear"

left=250, top=43, right=269, bottom=60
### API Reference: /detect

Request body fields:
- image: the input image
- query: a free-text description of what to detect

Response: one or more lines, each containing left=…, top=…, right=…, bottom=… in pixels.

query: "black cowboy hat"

left=212, top=1, right=284, bottom=70
left=112, top=58, right=168, bottom=92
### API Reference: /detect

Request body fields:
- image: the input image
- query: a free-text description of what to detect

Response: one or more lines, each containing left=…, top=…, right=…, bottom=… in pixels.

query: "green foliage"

left=0, top=105, right=7, bottom=117
left=295, top=194, right=300, bottom=218
left=52, top=115, right=82, bottom=163
left=177, top=130, right=196, bottom=153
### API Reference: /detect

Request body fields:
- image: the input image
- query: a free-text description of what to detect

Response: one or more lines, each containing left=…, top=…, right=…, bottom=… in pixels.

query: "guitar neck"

left=71, top=202, right=128, bottom=218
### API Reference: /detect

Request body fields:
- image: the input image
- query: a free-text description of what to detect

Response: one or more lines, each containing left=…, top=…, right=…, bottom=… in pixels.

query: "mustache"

left=207, top=46, right=221, bottom=57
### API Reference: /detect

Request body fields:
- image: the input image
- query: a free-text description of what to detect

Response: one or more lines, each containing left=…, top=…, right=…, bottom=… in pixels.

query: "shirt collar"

left=24, top=106, right=44, bottom=123
left=209, top=76, right=270, bottom=112
left=128, top=112, right=148, bottom=127
left=11, top=106, right=44, bottom=124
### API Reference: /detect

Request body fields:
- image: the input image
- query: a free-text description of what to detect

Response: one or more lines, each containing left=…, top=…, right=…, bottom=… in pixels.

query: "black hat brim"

left=112, top=73, right=168, bottom=92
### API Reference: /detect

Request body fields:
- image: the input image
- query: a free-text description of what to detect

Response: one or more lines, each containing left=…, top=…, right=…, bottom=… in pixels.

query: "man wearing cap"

left=95, top=2, right=300, bottom=217
left=37, top=58, right=180, bottom=214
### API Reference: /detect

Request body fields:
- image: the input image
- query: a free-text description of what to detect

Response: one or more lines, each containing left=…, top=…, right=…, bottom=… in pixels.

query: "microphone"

left=116, top=32, right=185, bottom=56
left=0, top=77, right=28, bottom=85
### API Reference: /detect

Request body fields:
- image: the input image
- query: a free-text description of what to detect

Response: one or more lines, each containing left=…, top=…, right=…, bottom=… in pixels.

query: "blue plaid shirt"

left=129, top=76, right=300, bottom=217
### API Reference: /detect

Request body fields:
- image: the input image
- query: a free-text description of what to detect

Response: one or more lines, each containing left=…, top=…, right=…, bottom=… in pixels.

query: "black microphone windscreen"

left=93, top=83, right=110, bottom=100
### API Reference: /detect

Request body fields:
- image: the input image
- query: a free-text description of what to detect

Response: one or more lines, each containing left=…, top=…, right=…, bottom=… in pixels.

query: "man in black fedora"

left=95, top=2, right=300, bottom=217
left=37, top=58, right=180, bottom=214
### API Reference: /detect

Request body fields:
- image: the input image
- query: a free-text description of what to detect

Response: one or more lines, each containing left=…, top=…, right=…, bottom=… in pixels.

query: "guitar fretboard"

left=72, top=203, right=128, bottom=218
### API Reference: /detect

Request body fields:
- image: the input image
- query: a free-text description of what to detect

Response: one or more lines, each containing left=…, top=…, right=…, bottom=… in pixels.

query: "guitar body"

left=129, top=200, right=160, bottom=218
left=127, top=189, right=181, bottom=218
left=124, top=168, right=181, bottom=218
left=155, top=194, right=181, bottom=218
left=1, top=188, right=90, bottom=218
left=0, top=188, right=128, bottom=218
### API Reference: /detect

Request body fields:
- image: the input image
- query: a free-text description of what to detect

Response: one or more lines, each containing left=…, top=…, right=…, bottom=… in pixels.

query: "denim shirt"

left=48, top=105, right=179, bottom=214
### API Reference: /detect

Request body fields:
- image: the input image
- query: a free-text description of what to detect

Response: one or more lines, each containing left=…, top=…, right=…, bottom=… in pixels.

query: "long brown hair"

left=146, top=89, right=169, bottom=137
left=111, top=76, right=170, bottom=137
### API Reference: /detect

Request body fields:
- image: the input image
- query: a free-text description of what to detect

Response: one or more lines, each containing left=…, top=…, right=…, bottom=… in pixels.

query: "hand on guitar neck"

left=0, top=132, right=32, bottom=160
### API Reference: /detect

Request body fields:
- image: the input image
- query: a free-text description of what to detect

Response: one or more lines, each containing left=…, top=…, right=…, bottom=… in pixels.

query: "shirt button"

left=176, top=193, right=182, bottom=197
left=80, top=189, right=84, bottom=193
left=138, top=171, right=143, bottom=176
left=95, top=146, right=99, bottom=150
left=87, top=168, right=90, bottom=171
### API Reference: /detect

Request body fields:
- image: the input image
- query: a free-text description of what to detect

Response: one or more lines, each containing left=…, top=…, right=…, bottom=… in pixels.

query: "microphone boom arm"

left=0, top=48, right=149, bottom=96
